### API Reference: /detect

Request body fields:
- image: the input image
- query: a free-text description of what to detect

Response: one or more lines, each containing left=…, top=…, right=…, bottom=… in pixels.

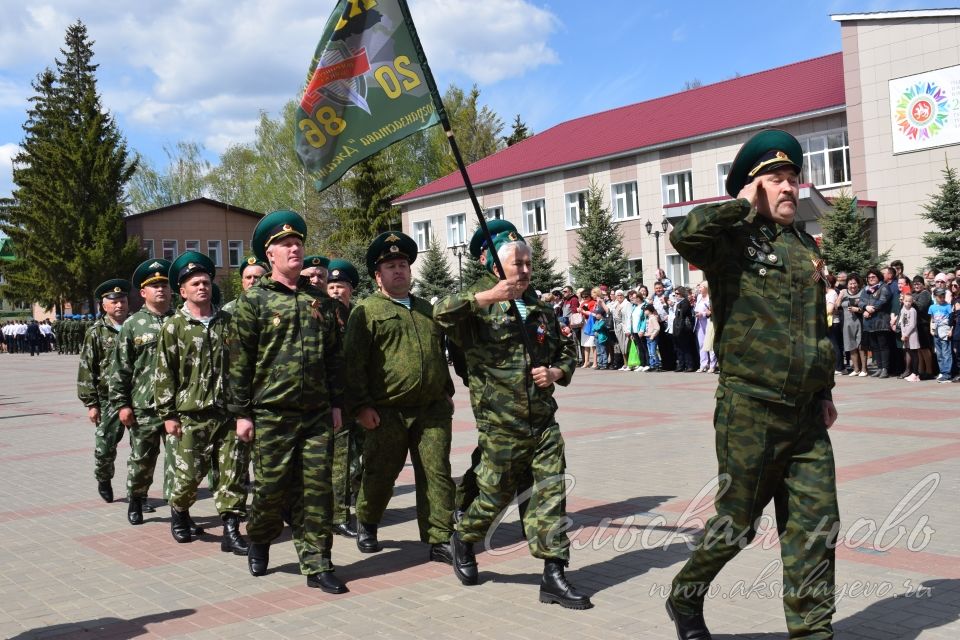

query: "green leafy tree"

left=414, top=239, right=456, bottom=300
left=426, top=84, right=504, bottom=179
left=569, top=182, right=628, bottom=289
left=820, top=190, right=888, bottom=274
left=528, top=234, right=563, bottom=293
left=127, top=141, right=210, bottom=212
left=920, top=162, right=960, bottom=272
left=503, top=115, right=532, bottom=147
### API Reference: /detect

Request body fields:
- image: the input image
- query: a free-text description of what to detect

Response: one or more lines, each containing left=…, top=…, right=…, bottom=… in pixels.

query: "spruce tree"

left=415, top=239, right=456, bottom=300
left=920, top=162, right=960, bottom=272
left=461, top=251, right=488, bottom=290
left=819, top=190, right=887, bottom=275
left=503, top=115, right=532, bottom=147
left=528, top=234, right=564, bottom=293
left=569, top=182, right=628, bottom=289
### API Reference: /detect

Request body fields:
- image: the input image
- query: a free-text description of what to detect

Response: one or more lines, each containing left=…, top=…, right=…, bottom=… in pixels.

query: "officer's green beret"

left=484, top=229, right=526, bottom=273
left=169, top=250, right=216, bottom=291
left=251, top=210, right=307, bottom=262
left=365, top=231, right=418, bottom=276
left=132, top=259, right=172, bottom=289
left=94, top=279, right=131, bottom=301
left=303, top=255, right=330, bottom=270
left=469, top=219, right=518, bottom=259
left=725, top=129, right=803, bottom=198
left=211, top=283, right=222, bottom=308
left=327, top=258, right=359, bottom=288
left=239, top=256, right=268, bottom=277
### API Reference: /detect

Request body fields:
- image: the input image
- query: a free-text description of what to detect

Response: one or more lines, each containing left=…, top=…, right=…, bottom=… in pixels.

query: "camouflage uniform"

left=227, top=275, right=344, bottom=575
left=330, top=302, right=356, bottom=528
left=77, top=318, right=125, bottom=482
left=668, top=198, right=839, bottom=639
left=435, top=272, right=576, bottom=561
left=343, top=292, right=456, bottom=544
left=155, top=307, right=247, bottom=516
left=109, top=307, right=173, bottom=500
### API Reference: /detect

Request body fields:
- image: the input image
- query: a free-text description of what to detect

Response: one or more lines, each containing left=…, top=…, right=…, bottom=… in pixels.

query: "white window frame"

left=522, top=198, right=547, bottom=235
left=565, top=190, right=587, bottom=229
left=207, top=240, right=222, bottom=268
left=446, top=213, right=467, bottom=248
left=611, top=181, right=639, bottom=221
left=799, top=129, right=851, bottom=188
left=161, top=240, right=178, bottom=262
left=661, top=170, right=693, bottom=205
left=228, top=240, right=243, bottom=267
left=413, top=220, right=433, bottom=251
left=717, top=162, right=732, bottom=196
left=484, top=207, right=503, bottom=221
left=184, top=240, right=200, bottom=253
left=142, top=239, right=155, bottom=259
left=667, top=254, right=690, bottom=286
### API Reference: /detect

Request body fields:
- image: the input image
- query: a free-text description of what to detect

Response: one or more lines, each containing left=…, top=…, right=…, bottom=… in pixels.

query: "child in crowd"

left=929, top=288, right=953, bottom=382
left=643, top=306, right=661, bottom=372
left=593, top=309, right=609, bottom=370
left=898, top=293, right=920, bottom=382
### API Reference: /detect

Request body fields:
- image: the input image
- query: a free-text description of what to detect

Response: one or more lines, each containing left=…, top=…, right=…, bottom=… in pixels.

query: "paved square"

left=1, top=355, right=958, bottom=638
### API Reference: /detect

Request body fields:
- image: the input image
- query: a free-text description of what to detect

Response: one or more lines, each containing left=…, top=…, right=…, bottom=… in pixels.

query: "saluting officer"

left=302, top=255, right=329, bottom=289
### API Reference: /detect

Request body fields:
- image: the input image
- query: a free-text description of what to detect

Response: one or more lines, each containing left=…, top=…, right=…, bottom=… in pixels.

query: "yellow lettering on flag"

left=335, top=0, right=378, bottom=31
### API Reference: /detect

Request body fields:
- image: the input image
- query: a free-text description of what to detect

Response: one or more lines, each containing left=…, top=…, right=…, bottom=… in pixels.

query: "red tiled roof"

left=395, top=52, right=845, bottom=204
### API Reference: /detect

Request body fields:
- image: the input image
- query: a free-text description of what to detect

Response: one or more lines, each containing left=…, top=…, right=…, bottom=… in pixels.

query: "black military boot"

left=97, top=480, right=113, bottom=503
left=356, top=522, right=381, bottom=553
left=450, top=531, right=478, bottom=586
left=429, top=541, right=452, bottom=565
left=186, top=513, right=204, bottom=537
left=127, top=497, right=143, bottom=525
left=665, top=598, right=712, bottom=639
left=140, top=499, right=156, bottom=513
left=221, top=514, right=249, bottom=555
left=306, top=555, right=349, bottom=594
left=170, top=507, right=193, bottom=543
left=248, top=543, right=270, bottom=576
left=539, top=559, right=593, bottom=609
left=333, top=517, right=358, bottom=538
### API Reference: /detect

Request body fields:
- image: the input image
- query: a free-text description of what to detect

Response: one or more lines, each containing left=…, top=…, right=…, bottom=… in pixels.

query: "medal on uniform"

left=309, top=299, right=322, bottom=320
left=272, top=312, right=282, bottom=326
left=811, top=258, right=826, bottom=283
left=536, top=321, right=547, bottom=344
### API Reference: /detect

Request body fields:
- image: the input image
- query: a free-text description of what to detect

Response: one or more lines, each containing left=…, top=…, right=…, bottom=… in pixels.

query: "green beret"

left=327, top=259, right=359, bottom=288
left=95, top=278, right=131, bottom=301
left=251, top=210, right=307, bottom=262
left=239, top=256, right=268, bottom=277
left=132, top=258, right=172, bottom=289
left=365, top=231, right=418, bottom=276
left=469, top=219, right=517, bottom=258
left=303, top=255, right=330, bottom=270
left=725, top=129, right=803, bottom=198
left=484, top=229, right=526, bottom=273
left=169, top=250, right=216, bottom=291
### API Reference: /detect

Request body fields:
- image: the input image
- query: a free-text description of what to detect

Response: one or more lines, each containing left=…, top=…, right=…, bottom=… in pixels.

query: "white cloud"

left=0, top=143, right=21, bottom=198
left=0, top=78, right=27, bottom=108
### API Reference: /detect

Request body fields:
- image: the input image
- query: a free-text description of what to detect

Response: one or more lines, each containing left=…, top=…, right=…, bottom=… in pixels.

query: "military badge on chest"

left=536, top=319, right=547, bottom=344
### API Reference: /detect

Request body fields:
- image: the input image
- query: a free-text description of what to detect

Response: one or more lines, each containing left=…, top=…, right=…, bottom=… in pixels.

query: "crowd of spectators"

left=0, top=319, right=54, bottom=355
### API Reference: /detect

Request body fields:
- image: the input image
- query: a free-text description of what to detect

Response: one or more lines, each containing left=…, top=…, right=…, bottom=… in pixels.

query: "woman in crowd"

left=826, top=274, right=844, bottom=373
left=579, top=289, right=596, bottom=367
left=671, top=286, right=696, bottom=372
left=694, top=281, right=716, bottom=373
left=911, top=276, right=934, bottom=378
left=609, top=290, right=628, bottom=370
left=861, top=268, right=893, bottom=378
left=950, top=281, right=960, bottom=382
left=841, top=273, right=868, bottom=376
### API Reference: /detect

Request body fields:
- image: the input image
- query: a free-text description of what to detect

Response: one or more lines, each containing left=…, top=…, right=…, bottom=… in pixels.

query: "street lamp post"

left=450, top=243, right=467, bottom=291
left=645, top=218, right=670, bottom=272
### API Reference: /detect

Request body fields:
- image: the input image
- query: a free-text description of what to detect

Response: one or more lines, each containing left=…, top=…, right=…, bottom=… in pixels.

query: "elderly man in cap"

left=302, top=255, right=330, bottom=289
left=435, top=226, right=591, bottom=610
left=666, top=129, right=839, bottom=640
left=110, top=259, right=175, bottom=526
left=227, top=210, right=348, bottom=594
left=343, top=231, right=457, bottom=563
left=222, top=257, right=268, bottom=315
left=78, top=279, right=131, bottom=503
left=154, top=252, right=248, bottom=552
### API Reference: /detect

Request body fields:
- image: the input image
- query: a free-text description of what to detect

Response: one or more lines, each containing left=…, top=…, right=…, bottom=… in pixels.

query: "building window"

left=662, top=171, right=693, bottom=205
left=447, top=213, right=467, bottom=247
left=228, top=240, right=243, bottom=267
left=627, top=258, right=643, bottom=284
left=185, top=240, right=200, bottom=253
left=161, top=240, right=178, bottom=262
left=717, top=163, right=732, bottom=196
left=800, top=130, right=850, bottom=187
left=566, top=191, right=587, bottom=228
left=611, top=182, right=638, bottom=220
left=413, top=221, right=432, bottom=251
left=667, top=254, right=690, bottom=286
left=523, top=199, right=547, bottom=234
left=142, top=239, right=155, bottom=259
left=207, top=240, right=222, bottom=267
left=485, top=207, right=503, bottom=220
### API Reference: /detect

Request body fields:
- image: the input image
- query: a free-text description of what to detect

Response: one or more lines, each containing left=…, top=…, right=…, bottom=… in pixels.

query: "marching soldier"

left=344, top=231, right=456, bottom=564
left=666, top=129, right=840, bottom=639
left=154, top=252, right=248, bottom=553
left=435, top=228, right=592, bottom=610
left=227, top=210, right=348, bottom=594
left=77, top=279, right=130, bottom=503
left=110, top=259, right=173, bottom=526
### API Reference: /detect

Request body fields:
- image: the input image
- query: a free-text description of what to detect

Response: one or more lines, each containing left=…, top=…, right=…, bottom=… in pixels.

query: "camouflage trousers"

left=457, top=423, right=569, bottom=562
left=248, top=410, right=334, bottom=575
left=356, top=399, right=455, bottom=544
left=168, top=410, right=249, bottom=516
left=126, top=409, right=164, bottom=499
left=670, top=387, right=839, bottom=639
left=93, top=405, right=126, bottom=482
left=331, top=423, right=354, bottom=525
left=456, top=445, right=532, bottom=515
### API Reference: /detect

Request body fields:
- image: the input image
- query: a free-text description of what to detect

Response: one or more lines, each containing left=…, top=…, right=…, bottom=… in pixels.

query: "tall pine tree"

left=569, top=182, right=628, bottom=289
left=528, top=234, right=563, bottom=292
left=920, top=162, right=960, bottom=272
left=415, top=239, right=456, bottom=300
left=820, top=190, right=887, bottom=274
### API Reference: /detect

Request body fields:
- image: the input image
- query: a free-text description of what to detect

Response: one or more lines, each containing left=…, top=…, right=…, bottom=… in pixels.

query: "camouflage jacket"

left=154, top=306, right=229, bottom=419
left=77, top=318, right=123, bottom=408
left=344, top=292, right=453, bottom=412
left=109, top=307, right=173, bottom=411
left=226, top=275, right=344, bottom=418
left=669, top=199, right=835, bottom=405
left=434, top=272, right=576, bottom=433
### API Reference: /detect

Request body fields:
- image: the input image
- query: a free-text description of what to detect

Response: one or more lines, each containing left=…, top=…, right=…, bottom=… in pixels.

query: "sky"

left=0, top=0, right=955, bottom=200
